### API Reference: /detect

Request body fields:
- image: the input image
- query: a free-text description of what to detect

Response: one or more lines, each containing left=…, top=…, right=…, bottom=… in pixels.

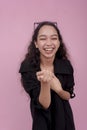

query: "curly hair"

left=24, top=21, right=69, bottom=68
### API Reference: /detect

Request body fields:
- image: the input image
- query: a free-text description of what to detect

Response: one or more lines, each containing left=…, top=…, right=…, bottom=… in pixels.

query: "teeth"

left=45, top=48, right=53, bottom=51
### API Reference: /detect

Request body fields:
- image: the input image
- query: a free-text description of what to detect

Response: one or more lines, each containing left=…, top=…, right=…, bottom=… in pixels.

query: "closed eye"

left=51, top=37, right=58, bottom=40
left=39, top=38, right=46, bottom=40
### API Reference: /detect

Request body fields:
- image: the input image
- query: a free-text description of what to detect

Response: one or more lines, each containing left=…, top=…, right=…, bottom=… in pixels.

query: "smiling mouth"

left=44, top=46, right=55, bottom=51
left=43, top=48, right=55, bottom=55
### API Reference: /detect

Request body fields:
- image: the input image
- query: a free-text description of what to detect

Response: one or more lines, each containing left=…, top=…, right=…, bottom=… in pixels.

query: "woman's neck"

left=40, top=56, right=55, bottom=68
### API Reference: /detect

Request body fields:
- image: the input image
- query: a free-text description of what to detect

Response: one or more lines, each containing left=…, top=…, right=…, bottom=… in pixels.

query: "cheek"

left=38, top=43, right=43, bottom=49
left=56, top=42, right=60, bottom=49
left=37, top=43, right=44, bottom=52
left=35, top=41, right=42, bottom=49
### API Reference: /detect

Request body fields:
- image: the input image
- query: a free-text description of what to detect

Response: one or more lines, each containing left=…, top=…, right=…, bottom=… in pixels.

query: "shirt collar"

left=19, top=58, right=73, bottom=75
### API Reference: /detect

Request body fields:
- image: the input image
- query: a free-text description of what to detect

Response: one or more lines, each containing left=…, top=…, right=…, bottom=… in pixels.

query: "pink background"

left=0, top=0, right=87, bottom=130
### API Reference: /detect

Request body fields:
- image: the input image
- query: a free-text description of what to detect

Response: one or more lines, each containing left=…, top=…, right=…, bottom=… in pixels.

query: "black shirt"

left=19, top=58, right=75, bottom=130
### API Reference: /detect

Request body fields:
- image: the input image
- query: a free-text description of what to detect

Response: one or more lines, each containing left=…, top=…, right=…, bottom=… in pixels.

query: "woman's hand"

left=36, top=69, right=54, bottom=83
left=50, top=75, right=62, bottom=91
left=50, top=75, right=70, bottom=100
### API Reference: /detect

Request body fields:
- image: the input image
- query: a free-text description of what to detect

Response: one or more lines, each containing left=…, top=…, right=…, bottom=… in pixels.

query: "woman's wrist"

left=50, top=75, right=62, bottom=92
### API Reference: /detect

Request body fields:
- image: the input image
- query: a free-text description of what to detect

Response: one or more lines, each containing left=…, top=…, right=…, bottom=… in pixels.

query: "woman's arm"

left=36, top=70, right=52, bottom=109
left=39, top=82, right=51, bottom=109
left=50, top=74, right=70, bottom=100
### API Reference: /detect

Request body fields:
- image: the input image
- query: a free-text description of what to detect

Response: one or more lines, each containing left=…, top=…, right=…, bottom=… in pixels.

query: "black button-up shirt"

left=19, top=58, right=75, bottom=130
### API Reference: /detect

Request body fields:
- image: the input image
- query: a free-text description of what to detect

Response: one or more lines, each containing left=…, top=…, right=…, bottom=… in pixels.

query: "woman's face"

left=35, top=25, right=60, bottom=59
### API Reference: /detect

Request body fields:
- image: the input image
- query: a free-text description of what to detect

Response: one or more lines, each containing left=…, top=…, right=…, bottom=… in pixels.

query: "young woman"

left=19, top=21, right=75, bottom=130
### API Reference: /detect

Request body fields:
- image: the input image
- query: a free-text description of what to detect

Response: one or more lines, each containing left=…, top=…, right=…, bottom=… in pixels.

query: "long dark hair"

left=24, top=21, right=69, bottom=68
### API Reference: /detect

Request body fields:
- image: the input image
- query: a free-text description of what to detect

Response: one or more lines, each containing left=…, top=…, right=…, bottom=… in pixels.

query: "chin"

left=44, top=54, right=55, bottom=59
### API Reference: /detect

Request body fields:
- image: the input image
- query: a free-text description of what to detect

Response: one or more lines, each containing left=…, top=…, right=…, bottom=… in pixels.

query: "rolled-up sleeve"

left=19, top=61, right=51, bottom=111
left=65, top=73, right=75, bottom=98
left=64, top=61, right=75, bottom=98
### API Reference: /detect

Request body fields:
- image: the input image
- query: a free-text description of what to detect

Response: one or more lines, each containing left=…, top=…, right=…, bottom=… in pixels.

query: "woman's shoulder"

left=19, top=59, right=36, bottom=73
left=54, top=58, right=74, bottom=74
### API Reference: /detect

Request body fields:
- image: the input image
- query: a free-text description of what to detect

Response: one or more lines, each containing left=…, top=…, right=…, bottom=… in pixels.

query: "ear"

left=34, top=41, right=38, bottom=48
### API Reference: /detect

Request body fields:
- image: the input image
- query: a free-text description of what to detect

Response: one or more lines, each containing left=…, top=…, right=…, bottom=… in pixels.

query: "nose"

left=46, top=38, right=52, bottom=46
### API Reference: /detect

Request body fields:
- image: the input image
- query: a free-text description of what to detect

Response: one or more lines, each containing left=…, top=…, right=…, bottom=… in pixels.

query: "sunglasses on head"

left=34, top=22, right=57, bottom=30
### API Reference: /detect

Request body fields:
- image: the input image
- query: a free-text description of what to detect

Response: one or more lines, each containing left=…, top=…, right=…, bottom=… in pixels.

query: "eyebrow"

left=38, top=34, right=58, bottom=37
